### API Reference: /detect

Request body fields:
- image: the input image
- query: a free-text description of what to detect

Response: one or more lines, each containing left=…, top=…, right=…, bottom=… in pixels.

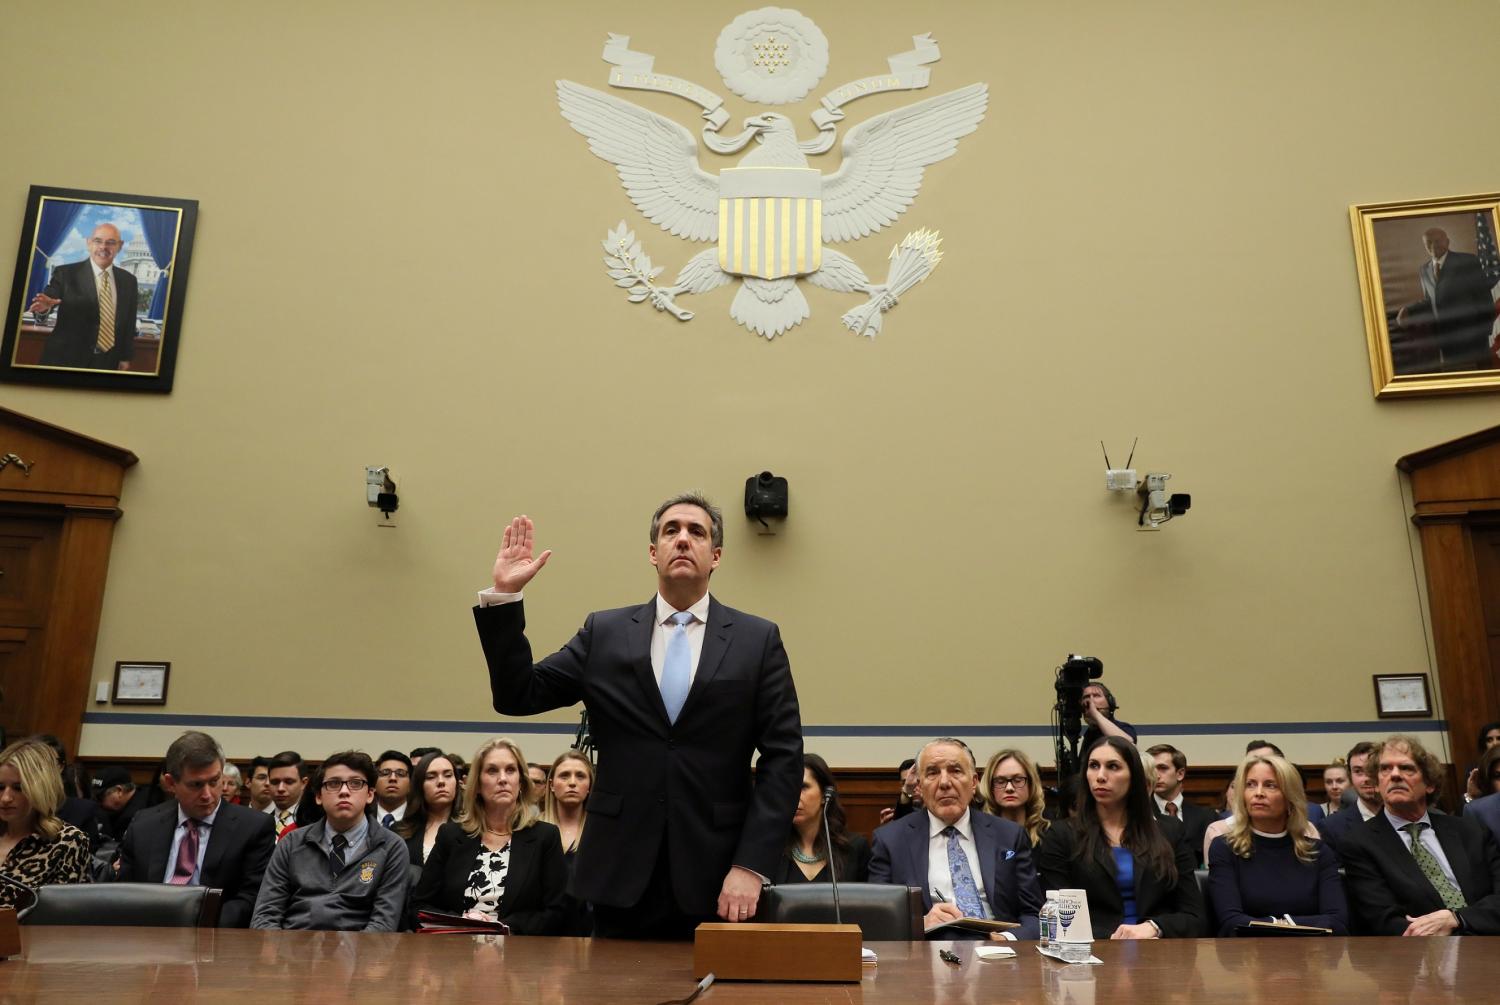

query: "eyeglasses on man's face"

left=376, top=768, right=409, bottom=779
left=320, top=777, right=369, bottom=793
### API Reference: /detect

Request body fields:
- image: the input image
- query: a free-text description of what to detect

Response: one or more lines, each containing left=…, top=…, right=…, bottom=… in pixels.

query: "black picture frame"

left=111, top=661, right=170, bottom=706
left=1372, top=673, right=1433, bottom=718
left=2, top=185, right=198, bottom=393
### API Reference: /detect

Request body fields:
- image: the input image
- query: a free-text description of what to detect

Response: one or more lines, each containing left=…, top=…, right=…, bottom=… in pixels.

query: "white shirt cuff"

left=478, top=587, right=523, bottom=607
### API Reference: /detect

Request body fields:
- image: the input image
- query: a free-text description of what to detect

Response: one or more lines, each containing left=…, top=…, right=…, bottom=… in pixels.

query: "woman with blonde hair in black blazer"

left=982, top=748, right=1050, bottom=849
left=413, top=738, right=568, bottom=934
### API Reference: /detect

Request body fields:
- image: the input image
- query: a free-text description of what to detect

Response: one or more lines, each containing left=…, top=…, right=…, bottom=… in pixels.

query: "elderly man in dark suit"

left=869, top=737, right=1042, bottom=939
left=116, top=730, right=276, bottom=927
left=474, top=493, right=803, bottom=939
left=1395, top=227, right=1498, bottom=372
left=1341, top=734, right=1500, bottom=936
left=28, top=223, right=137, bottom=371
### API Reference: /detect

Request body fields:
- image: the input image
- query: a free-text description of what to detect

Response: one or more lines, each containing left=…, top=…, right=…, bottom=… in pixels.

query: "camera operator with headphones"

left=1080, top=683, right=1138, bottom=750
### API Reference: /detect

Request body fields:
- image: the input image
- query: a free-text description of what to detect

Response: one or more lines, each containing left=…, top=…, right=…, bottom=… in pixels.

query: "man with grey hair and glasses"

left=474, top=492, right=803, bottom=939
left=116, top=730, right=276, bottom=927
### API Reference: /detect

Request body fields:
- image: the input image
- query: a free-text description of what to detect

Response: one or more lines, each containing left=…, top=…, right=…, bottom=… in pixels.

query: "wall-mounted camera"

left=1137, top=472, right=1190, bottom=531
left=366, top=466, right=398, bottom=524
left=744, top=471, right=788, bottom=533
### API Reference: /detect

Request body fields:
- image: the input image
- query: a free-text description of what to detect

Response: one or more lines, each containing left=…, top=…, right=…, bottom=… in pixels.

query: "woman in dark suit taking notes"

left=413, top=738, right=569, bottom=934
left=1038, top=735, right=1202, bottom=939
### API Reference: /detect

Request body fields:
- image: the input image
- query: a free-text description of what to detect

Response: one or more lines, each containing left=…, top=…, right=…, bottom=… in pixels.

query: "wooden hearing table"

left=0, top=929, right=1492, bottom=1003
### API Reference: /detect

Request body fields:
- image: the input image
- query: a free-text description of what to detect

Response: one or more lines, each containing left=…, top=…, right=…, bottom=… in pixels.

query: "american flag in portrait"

left=1475, top=211, right=1500, bottom=365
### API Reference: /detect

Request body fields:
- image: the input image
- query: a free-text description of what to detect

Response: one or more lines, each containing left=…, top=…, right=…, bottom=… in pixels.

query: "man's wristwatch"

left=1146, top=919, right=1162, bottom=938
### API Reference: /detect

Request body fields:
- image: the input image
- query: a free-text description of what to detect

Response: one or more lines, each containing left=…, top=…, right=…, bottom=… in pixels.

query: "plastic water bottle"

left=1040, top=890, right=1060, bottom=948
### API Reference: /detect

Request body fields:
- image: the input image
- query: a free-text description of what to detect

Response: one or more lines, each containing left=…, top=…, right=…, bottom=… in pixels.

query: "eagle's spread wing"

left=557, top=80, right=719, bottom=243
left=820, top=84, right=988, bottom=244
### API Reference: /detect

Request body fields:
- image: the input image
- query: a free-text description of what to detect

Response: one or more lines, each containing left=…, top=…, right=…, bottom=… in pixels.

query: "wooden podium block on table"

left=693, top=923, right=863, bottom=982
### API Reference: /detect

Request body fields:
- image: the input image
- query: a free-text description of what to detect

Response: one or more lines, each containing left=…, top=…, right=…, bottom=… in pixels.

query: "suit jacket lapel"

left=1433, top=817, right=1477, bottom=900
left=629, top=597, right=671, bottom=727
left=1371, top=815, right=1435, bottom=899
left=910, top=812, right=932, bottom=909
left=148, top=806, right=175, bottom=881
left=678, top=596, right=731, bottom=722
left=200, top=805, right=232, bottom=880
left=972, top=814, right=998, bottom=913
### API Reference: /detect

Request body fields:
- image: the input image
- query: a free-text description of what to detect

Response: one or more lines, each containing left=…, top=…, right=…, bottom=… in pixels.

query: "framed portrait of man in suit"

left=2, top=185, right=198, bottom=393
left=1351, top=194, right=1500, bottom=399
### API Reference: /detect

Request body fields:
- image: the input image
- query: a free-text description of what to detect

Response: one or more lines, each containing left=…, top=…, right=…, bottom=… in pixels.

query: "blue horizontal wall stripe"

left=83, top=712, right=1445, bottom=736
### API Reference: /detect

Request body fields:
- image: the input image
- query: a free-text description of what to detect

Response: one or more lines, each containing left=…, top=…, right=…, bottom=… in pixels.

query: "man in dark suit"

left=1466, top=792, right=1500, bottom=846
left=1395, top=227, right=1498, bottom=372
left=475, top=494, right=802, bottom=938
left=28, top=223, right=137, bottom=371
left=869, top=737, right=1042, bottom=939
left=1147, top=744, right=1214, bottom=867
left=1341, top=734, right=1500, bottom=936
left=1319, top=741, right=1382, bottom=854
left=117, top=730, right=276, bottom=927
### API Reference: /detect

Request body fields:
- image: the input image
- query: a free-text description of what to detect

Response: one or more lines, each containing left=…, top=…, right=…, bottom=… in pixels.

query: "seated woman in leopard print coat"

left=0, top=739, right=92, bottom=907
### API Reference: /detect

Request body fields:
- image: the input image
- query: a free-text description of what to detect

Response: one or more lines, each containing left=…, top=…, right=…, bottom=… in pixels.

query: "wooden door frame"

left=0, top=408, right=137, bottom=754
left=1397, top=425, right=1500, bottom=784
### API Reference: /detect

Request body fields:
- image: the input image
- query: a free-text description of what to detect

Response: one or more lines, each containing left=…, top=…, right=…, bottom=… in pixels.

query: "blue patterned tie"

left=944, top=826, right=986, bottom=919
left=660, top=611, right=695, bottom=724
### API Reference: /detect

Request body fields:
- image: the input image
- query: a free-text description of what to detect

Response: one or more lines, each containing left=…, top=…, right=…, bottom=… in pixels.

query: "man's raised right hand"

left=492, top=515, right=552, bottom=593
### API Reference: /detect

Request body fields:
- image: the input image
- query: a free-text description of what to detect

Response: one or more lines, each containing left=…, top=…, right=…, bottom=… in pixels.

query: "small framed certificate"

left=1373, top=673, right=1432, bottom=718
left=112, top=661, right=170, bottom=705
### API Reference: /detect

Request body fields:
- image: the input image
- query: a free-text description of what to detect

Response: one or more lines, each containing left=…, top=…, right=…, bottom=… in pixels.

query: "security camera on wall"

left=1137, top=472, right=1190, bottom=531
left=366, top=466, right=398, bottom=524
left=745, top=471, right=788, bottom=533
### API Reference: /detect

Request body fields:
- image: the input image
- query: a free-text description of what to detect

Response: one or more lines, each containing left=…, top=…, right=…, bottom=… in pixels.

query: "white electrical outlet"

left=95, top=681, right=110, bottom=703
left=1105, top=468, right=1138, bottom=492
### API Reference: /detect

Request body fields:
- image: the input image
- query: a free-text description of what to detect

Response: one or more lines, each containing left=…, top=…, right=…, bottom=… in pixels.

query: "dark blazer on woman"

left=412, top=820, right=570, bottom=935
left=1037, top=815, right=1203, bottom=938
left=771, top=832, right=871, bottom=885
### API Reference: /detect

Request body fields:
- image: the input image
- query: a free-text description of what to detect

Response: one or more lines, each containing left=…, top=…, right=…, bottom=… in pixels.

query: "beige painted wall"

left=2, top=1, right=1496, bottom=764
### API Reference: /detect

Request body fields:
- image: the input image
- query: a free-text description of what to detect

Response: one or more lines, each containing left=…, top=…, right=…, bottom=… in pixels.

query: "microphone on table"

left=821, top=785, right=842, bottom=926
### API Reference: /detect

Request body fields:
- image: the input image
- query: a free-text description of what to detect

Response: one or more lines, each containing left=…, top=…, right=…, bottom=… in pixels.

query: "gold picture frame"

left=1350, top=193, right=1500, bottom=398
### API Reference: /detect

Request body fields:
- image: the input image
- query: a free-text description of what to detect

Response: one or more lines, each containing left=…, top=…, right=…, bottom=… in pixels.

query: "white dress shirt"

left=1154, top=794, right=1184, bottom=818
left=376, top=802, right=407, bottom=827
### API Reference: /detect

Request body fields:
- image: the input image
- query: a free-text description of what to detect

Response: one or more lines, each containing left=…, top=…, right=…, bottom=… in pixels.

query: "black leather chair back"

left=22, top=883, right=222, bottom=927
left=759, top=883, right=923, bottom=941
left=1193, top=868, right=1215, bottom=936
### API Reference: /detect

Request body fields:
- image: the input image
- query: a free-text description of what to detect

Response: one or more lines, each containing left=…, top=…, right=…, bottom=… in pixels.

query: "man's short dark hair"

left=250, top=756, right=273, bottom=772
left=316, top=750, right=376, bottom=789
left=268, top=751, right=306, bottom=778
left=164, top=731, right=224, bottom=778
left=409, top=746, right=442, bottom=762
left=897, top=758, right=916, bottom=775
left=1245, top=739, right=1284, bottom=757
left=31, top=734, right=67, bottom=768
left=376, top=750, right=412, bottom=770
left=1146, top=744, right=1187, bottom=772
left=1346, top=740, right=1377, bottom=766
left=650, top=492, right=724, bottom=548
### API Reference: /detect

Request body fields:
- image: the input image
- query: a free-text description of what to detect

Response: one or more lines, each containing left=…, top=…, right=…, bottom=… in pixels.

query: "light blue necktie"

left=944, top=826, right=986, bottom=919
left=660, top=611, right=695, bottom=724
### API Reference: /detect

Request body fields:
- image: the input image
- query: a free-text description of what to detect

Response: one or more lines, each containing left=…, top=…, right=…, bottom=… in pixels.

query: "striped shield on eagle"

left=717, top=167, right=822, bottom=280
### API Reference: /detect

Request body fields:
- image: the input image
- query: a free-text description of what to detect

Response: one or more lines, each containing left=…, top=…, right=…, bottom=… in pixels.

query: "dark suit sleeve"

left=1308, top=841, right=1350, bottom=935
left=219, top=812, right=276, bottom=928
left=1453, top=823, right=1500, bottom=935
left=1036, top=821, right=1074, bottom=895
left=1338, top=825, right=1409, bottom=936
left=1000, top=825, right=1043, bottom=940
left=476, top=601, right=589, bottom=716
left=1149, top=823, right=1204, bottom=938
left=733, top=624, right=802, bottom=879
left=845, top=833, right=871, bottom=884
left=115, top=816, right=146, bottom=883
left=867, top=826, right=897, bottom=886
left=413, top=825, right=459, bottom=914
left=501, top=827, right=571, bottom=936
